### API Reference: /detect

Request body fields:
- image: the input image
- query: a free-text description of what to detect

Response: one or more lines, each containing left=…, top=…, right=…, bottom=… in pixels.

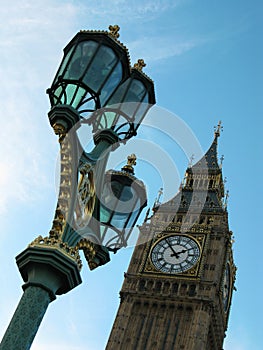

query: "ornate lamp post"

left=0, top=25, right=155, bottom=350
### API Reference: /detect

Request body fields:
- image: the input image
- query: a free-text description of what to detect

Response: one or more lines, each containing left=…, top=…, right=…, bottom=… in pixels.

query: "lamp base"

left=48, top=104, right=80, bottom=136
left=16, top=245, right=82, bottom=296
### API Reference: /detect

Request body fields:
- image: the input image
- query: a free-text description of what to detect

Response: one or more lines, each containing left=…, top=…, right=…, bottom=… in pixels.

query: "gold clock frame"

left=140, top=232, right=207, bottom=279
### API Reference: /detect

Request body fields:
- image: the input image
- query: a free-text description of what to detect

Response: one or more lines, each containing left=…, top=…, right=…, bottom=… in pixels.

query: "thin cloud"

left=79, top=0, right=181, bottom=20
left=128, top=35, right=208, bottom=63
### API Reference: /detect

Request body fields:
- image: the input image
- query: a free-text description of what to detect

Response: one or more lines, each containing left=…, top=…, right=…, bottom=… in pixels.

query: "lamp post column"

left=0, top=286, right=51, bottom=350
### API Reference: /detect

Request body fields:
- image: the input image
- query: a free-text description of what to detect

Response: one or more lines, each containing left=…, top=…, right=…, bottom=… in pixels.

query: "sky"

left=0, top=0, right=262, bottom=349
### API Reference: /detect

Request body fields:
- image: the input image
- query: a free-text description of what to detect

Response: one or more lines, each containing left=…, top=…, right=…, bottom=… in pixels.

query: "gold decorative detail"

left=53, top=123, right=67, bottom=143
left=140, top=232, right=206, bottom=279
left=127, top=153, right=137, bottom=166
left=108, top=25, right=120, bottom=39
left=29, top=235, right=82, bottom=270
left=75, top=167, right=96, bottom=228
left=76, top=239, right=98, bottom=270
left=49, top=133, right=73, bottom=239
left=133, top=59, right=146, bottom=71
left=49, top=207, right=66, bottom=238
left=121, top=154, right=137, bottom=174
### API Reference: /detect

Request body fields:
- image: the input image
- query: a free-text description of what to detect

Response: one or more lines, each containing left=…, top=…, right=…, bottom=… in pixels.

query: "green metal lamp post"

left=0, top=25, right=155, bottom=350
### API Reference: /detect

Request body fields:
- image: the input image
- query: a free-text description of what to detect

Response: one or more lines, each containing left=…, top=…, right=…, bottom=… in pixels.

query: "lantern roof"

left=64, top=25, right=131, bottom=69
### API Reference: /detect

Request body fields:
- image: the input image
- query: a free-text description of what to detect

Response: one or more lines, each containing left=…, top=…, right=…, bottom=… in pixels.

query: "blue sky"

left=0, top=1, right=262, bottom=349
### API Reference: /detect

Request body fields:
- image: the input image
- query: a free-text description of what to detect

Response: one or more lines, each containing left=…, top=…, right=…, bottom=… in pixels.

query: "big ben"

left=106, top=123, right=236, bottom=350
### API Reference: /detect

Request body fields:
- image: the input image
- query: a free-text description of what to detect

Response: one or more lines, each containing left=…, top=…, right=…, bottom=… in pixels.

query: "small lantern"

left=98, top=154, right=147, bottom=252
left=47, top=25, right=131, bottom=118
left=90, top=60, right=155, bottom=143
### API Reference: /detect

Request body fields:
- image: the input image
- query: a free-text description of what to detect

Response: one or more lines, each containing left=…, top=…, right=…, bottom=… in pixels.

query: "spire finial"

left=156, top=187, right=163, bottom=202
left=121, top=154, right=137, bottom=174
left=133, top=59, right=146, bottom=71
left=108, top=25, right=120, bottom=39
left=188, top=154, right=195, bottom=167
left=214, top=120, right=223, bottom=138
left=153, top=187, right=163, bottom=209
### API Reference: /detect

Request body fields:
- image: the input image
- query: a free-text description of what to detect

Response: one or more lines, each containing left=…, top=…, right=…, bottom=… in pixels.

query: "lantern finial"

left=121, top=154, right=137, bottom=174
left=108, top=25, right=120, bottom=39
left=133, top=59, right=146, bottom=71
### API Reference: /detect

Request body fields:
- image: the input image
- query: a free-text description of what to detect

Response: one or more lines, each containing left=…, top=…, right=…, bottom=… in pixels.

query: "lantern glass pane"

left=126, top=204, right=141, bottom=228
left=103, top=79, right=148, bottom=125
left=100, top=61, right=123, bottom=106
left=110, top=185, right=137, bottom=228
left=100, top=203, right=113, bottom=224
left=52, top=85, right=63, bottom=104
left=100, top=181, right=138, bottom=228
left=133, top=95, right=149, bottom=128
left=83, top=45, right=118, bottom=93
left=98, top=111, right=116, bottom=129
left=105, top=79, right=130, bottom=105
left=95, top=110, right=131, bottom=139
left=55, top=45, right=75, bottom=82
left=100, top=181, right=119, bottom=224
left=124, top=80, right=146, bottom=102
left=65, top=41, right=99, bottom=80
left=65, top=84, right=86, bottom=107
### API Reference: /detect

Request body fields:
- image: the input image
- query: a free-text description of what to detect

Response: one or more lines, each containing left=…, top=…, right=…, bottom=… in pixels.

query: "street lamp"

left=83, top=153, right=147, bottom=254
left=0, top=25, right=155, bottom=350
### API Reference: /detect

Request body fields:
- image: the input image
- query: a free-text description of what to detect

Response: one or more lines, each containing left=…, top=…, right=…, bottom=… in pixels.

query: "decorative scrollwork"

left=74, top=166, right=96, bottom=229
left=76, top=239, right=96, bottom=267
left=76, top=239, right=109, bottom=270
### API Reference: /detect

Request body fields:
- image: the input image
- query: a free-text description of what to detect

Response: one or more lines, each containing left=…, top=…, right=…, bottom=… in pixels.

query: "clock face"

left=223, top=263, right=231, bottom=311
left=150, top=235, right=200, bottom=274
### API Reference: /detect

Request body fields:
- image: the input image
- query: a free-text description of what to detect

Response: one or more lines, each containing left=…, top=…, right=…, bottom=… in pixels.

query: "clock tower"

left=106, top=124, right=236, bottom=350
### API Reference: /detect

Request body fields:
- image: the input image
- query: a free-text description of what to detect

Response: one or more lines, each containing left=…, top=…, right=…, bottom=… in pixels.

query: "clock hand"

left=171, top=248, right=192, bottom=257
left=176, top=249, right=187, bottom=255
left=165, top=239, right=180, bottom=259
left=171, top=249, right=186, bottom=258
left=176, top=247, right=195, bottom=255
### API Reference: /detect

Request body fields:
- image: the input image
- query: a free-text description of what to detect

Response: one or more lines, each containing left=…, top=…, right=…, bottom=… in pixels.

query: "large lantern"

left=46, top=25, right=131, bottom=118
